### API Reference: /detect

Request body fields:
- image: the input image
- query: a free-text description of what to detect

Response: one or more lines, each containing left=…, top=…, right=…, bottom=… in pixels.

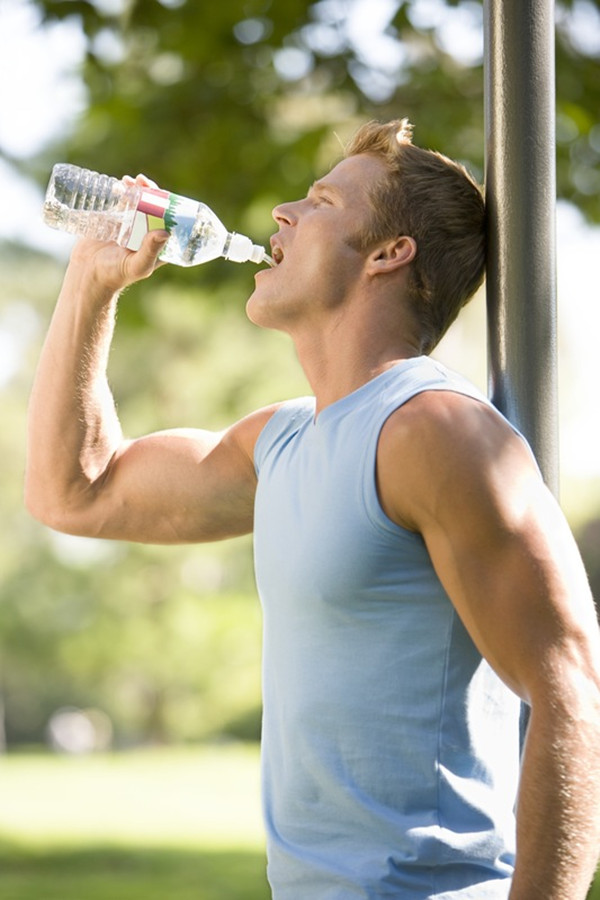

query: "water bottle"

left=43, top=163, right=274, bottom=268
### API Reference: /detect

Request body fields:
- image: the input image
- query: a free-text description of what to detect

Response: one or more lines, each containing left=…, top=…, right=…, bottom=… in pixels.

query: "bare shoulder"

left=225, top=401, right=286, bottom=462
left=376, top=389, right=541, bottom=533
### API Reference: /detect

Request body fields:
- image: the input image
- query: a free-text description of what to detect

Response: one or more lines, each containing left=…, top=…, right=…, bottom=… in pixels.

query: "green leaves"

left=23, top=0, right=599, bottom=236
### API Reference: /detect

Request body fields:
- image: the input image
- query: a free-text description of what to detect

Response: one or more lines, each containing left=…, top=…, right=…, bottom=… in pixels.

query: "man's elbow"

left=25, top=487, right=71, bottom=534
left=24, top=473, right=90, bottom=536
left=530, top=635, right=600, bottom=730
left=24, top=471, right=52, bottom=526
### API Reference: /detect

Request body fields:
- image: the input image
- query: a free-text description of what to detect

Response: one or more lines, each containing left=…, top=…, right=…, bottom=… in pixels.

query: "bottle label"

left=126, top=188, right=199, bottom=252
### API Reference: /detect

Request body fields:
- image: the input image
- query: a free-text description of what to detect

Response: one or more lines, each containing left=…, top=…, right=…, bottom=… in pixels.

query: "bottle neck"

left=223, top=231, right=268, bottom=265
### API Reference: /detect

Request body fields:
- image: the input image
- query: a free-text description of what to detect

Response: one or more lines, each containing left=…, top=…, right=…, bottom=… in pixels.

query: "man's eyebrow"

left=308, top=180, right=342, bottom=198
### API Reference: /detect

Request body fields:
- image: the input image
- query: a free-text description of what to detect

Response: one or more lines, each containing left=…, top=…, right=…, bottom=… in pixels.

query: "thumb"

left=125, top=230, right=170, bottom=282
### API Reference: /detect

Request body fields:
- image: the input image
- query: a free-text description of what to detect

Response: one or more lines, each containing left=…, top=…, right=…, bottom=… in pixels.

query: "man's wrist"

left=63, top=252, right=123, bottom=308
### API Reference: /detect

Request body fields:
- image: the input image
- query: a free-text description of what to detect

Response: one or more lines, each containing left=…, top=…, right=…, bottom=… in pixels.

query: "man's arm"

left=25, top=231, right=274, bottom=543
left=377, top=390, right=600, bottom=900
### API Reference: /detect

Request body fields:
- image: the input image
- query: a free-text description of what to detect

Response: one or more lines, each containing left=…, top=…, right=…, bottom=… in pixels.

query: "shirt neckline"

left=313, top=356, right=427, bottom=426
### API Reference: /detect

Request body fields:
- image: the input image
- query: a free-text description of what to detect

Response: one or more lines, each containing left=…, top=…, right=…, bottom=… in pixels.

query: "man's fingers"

left=122, top=173, right=159, bottom=189
left=123, top=231, right=169, bottom=282
left=135, top=173, right=159, bottom=189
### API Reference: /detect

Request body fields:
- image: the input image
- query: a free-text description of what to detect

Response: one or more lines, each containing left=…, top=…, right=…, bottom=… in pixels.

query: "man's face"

left=246, top=153, right=386, bottom=332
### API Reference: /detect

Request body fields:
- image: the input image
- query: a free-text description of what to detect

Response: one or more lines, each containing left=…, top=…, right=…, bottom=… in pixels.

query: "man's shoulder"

left=383, top=386, right=508, bottom=449
left=377, top=388, right=538, bottom=532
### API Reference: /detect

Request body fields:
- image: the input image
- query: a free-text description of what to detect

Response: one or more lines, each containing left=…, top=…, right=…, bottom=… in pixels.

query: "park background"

left=0, top=0, right=599, bottom=897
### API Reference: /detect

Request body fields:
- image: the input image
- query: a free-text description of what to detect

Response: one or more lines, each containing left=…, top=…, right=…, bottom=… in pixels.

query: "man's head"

left=344, top=119, right=485, bottom=354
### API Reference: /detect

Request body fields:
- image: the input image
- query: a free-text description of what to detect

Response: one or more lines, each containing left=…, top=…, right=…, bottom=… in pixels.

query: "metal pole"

left=483, top=0, right=559, bottom=497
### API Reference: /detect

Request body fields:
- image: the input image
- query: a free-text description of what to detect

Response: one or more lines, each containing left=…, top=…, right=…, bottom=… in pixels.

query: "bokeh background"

left=0, top=1, right=599, bottom=897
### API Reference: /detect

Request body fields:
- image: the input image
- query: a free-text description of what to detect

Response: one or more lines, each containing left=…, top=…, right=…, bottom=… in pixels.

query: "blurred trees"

left=2, top=0, right=599, bottom=746
left=20, top=0, right=599, bottom=223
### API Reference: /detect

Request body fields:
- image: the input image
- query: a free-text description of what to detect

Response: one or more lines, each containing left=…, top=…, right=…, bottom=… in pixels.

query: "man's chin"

left=246, top=297, right=296, bottom=337
left=245, top=292, right=278, bottom=331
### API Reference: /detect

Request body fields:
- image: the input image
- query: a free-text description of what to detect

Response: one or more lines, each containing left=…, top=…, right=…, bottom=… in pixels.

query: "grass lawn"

left=0, top=744, right=270, bottom=900
left=2, top=746, right=598, bottom=899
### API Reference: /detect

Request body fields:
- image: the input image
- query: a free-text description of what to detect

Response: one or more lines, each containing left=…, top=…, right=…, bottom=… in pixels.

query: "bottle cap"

left=225, top=232, right=267, bottom=264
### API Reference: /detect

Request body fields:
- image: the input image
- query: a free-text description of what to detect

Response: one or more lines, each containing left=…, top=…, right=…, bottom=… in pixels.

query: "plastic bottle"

left=43, top=163, right=274, bottom=268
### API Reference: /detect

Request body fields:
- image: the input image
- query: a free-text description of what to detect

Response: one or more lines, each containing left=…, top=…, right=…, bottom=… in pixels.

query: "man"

left=26, top=119, right=600, bottom=899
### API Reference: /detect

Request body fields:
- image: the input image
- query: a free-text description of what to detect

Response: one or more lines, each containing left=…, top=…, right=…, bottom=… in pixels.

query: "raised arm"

left=377, top=390, right=600, bottom=900
left=25, top=231, right=274, bottom=544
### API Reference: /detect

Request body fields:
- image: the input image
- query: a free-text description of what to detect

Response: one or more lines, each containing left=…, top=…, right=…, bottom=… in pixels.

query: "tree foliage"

left=23, top=0, right=599, bottom=223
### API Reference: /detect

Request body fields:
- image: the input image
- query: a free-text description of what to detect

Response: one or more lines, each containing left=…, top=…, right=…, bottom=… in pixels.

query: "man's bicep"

left=62, top=406, right=277, bottom=544
left=104, top=428, right=251, bottom=542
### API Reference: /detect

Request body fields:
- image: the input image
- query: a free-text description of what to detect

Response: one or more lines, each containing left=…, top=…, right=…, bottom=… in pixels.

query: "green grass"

left=590, top=872, right=600, bottom=900
left=0, top=842, right=269, bottom=900
left=0, top=744, right=270, bottom=899
left=2, top=746, right=598, bottom=899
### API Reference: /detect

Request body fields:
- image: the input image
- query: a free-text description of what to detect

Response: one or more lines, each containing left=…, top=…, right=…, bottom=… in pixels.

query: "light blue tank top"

left=253, top=356, right=522, bottom=899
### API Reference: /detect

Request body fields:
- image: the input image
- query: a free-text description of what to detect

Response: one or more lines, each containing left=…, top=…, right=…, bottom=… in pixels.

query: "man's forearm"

left=25, top=258, right=123, bottom=528
left=510, top=689, right=600, bottom=899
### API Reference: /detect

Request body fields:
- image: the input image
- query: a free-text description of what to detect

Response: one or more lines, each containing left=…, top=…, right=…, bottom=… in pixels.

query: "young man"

left=26, top=120, right=600, bottom=899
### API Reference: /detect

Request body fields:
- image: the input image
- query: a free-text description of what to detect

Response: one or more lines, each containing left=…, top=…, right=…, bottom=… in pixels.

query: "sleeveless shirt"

left=253, top=356, right=522, bottom=899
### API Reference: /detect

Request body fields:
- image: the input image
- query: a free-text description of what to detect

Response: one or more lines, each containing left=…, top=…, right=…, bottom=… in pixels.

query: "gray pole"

left=483, top=0, right=559, bottom=497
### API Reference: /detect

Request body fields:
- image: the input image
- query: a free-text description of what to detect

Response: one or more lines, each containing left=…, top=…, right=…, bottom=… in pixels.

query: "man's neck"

left=291, top=314, right=421, bottom=416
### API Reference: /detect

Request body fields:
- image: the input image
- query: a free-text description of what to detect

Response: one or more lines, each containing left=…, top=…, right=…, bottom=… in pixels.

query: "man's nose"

left=272, top=200, right=298, bottom=226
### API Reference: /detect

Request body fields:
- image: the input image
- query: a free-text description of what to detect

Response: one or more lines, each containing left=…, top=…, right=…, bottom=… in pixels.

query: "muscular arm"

left=25, top=232, right=274, bottom=543
left=378, top=391, right=600, bottom=900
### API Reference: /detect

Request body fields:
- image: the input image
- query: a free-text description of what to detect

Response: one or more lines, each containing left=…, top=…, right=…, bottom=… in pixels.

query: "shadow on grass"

left=8, top=837, right=598, bottom=900
left=0, top=840, right=270, bottom=900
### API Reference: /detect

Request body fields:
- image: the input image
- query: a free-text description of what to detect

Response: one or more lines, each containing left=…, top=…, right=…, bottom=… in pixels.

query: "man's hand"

left=69, top=229, right=169, bottom=296
left=68, top=173, right=169, bottom=297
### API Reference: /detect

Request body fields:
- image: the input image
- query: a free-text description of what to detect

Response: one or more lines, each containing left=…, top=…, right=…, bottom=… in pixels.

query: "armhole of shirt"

left=361, top=383, right=541, bottom=540
left=361, top=400, right=418, bottom=539
left=253, top=397, right=315, bottom=477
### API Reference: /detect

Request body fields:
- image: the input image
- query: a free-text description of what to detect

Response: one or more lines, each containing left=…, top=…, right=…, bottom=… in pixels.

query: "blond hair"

left=345, top=119, right=485, bottom=354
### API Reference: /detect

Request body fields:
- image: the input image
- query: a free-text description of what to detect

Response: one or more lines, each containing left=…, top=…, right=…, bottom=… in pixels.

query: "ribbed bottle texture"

left=43, top=164, right=273, bottom=268
left=43, top=164, right=141, bottom=246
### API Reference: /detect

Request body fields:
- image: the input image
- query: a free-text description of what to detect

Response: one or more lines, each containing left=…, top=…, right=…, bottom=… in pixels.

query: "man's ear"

left=367, top=235, right=417, bottom=275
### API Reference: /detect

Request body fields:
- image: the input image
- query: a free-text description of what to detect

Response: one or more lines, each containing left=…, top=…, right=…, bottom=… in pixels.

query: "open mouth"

left=270, top=243, right=284, bottom=266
